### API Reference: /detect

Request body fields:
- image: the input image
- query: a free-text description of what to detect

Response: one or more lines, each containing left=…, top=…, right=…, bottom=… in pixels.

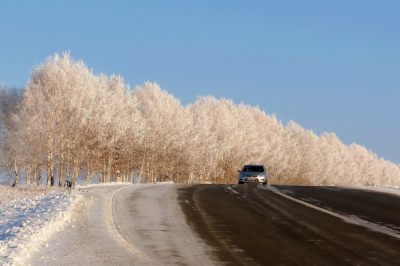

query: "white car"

left=238, top=164, right=268, bottom=185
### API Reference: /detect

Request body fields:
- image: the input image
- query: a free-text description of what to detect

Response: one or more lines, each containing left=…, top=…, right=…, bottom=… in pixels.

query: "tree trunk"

left=47, top=136, right=54, bottom=187
left=83, top=161, right=93, bottom=185
left=188, top=172, right=193, bottom=184
left=102, top=159, right=106, bottom=183
left=26, top=167, right=31, bottom=187
left=47, top=158, right=53, bottom=187
left=33, top=164, right=37, bottom=187
left=115, top=148, right=120, bottom=182
left=138, top=160, right=145, bottom=183
left=107, top=157, right=111, bottom=183
left=50, top=167, right=55, bottom=186
left=38, top=168, right=42, bottom=186
left=73, top=160, right=79, bottom=187
left=65, top=147, right=71, bottom=187
left=12, top=158, right=19, bottom=187
left=58, top=141, right=65, bottom=187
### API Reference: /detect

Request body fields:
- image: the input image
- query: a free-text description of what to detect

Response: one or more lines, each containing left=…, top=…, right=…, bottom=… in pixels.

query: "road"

left=178, top=184, right=400, bottom=265
left=26, top=184, right=400, bottom=265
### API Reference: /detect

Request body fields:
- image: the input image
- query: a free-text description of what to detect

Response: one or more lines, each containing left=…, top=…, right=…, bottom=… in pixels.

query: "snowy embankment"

left=0, top=186, right=81, bottom=266
left=0, top=182, right=137, bottom=266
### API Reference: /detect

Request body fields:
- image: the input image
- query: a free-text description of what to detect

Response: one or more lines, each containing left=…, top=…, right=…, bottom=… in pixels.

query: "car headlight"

left=257, top=174, right=265, bottom=178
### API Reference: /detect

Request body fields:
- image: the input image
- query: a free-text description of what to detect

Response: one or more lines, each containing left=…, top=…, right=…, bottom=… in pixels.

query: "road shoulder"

left=25, top=183, right=216, bottom=266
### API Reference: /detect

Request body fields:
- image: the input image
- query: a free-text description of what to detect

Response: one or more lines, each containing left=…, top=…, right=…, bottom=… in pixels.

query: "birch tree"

left=4, top=52, right=400, bottom=188
left=16, top=52, right=98, bottom=186
left=133, top=82, right=191, bottom=183
left=0, top=85, right=23, bottom=186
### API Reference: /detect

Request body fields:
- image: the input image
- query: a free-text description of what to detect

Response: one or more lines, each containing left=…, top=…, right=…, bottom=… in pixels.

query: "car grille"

left=245, top=177, right=259, bottom=181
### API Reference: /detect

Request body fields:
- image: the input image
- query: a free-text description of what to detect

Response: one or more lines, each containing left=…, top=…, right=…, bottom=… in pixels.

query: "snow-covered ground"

left=0, top=186, right=80, bottom=266
left=0, top=186, right=62, bottom=206
left=0, top=182, right=143, bottom=266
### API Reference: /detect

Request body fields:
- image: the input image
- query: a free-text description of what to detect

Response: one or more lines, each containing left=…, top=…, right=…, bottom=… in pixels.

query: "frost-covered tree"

left=15, top=52, right=100, bottom=186
left=0, top=85, right=23, bottom=186
left=3, top=52, right=400, bottom=188
left=132, top=82, right=191, bottom=183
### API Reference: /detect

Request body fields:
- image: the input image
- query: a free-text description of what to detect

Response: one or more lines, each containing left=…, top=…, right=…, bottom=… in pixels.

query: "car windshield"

left=242, top=166, right=264, bottom=172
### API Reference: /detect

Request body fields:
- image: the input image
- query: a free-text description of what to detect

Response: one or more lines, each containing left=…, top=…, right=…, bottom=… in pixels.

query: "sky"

left=1, top=0, right=399, bottom=164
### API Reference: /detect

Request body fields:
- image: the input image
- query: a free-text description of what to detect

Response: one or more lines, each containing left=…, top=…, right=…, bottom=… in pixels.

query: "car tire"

left=238, top=181, right=244, bottom=184
left=262, top=181, right=268, bottom=185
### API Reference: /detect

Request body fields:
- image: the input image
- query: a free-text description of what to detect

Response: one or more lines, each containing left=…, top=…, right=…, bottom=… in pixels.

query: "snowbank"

left=0, top=182, right=136, bottom=265
left=76, top=181, right=134, bottom=188
left=0, top=187, right=81, bottom=266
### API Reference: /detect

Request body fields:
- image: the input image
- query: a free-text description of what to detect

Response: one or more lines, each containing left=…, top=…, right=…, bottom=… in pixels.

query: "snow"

left=0, top=182, right=139, bottom=266
left=0, top=185, right=62, bottom=206
left=76, top=181, right=134, bottom=188
left=0, top=186, right=80, bottom=266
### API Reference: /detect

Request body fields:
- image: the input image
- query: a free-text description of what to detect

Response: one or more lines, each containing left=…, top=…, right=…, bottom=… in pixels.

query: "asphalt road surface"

left=178, top=184, right=400, bottom=265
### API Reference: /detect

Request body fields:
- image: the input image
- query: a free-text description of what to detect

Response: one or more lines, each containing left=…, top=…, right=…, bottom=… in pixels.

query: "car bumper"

left=239, top=177, right=266, bottom=183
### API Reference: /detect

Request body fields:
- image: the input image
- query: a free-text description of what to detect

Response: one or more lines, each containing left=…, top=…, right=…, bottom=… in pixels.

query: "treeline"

left=1, top=52, right=399, bottom=187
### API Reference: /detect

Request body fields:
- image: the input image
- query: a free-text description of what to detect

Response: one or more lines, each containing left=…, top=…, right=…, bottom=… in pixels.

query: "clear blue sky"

left=1, top=1, right=400, bottom=163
